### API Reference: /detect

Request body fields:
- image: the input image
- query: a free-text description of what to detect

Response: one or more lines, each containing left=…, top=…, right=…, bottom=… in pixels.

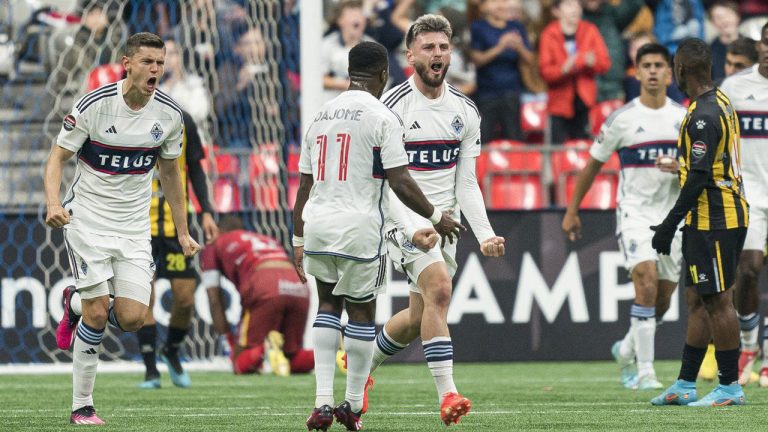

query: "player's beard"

left=414, top=61, right=449, bottom=88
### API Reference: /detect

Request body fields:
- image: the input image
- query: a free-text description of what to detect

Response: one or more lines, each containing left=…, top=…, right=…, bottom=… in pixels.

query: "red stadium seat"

left=248, top=145, right=281, bottom=178
left=86, top=63, right=124, bottom=91
left=250, top=177, right=280, bottom=211
left=486, top=139, right=525, bottom=149
left=287, top=147, right=300, bottom=174
left=551, top=148, right=590, bottom=181
left=589, top=99, right=624, bottom=136
left=215, top=153, right=240, bottom=178
left=561, top=173, right=618, bottom=209
left=487, top=175, right=543, bottom=210
left=213, top=178, right=241, bottom=212
left=521, top=100, right=546, bottom=133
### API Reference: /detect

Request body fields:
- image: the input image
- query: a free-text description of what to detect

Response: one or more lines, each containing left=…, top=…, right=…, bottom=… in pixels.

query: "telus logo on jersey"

left=405, top=140, right=461, bottom=171
left=738, top=112, right=768, bottom=138
left=79, top=140, right=160, bottom=175
left=617, top=140, right=677, bottom=168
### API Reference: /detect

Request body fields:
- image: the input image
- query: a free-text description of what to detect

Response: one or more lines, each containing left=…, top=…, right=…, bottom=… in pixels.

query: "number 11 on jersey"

left=316, top=133, right=351, bottom=182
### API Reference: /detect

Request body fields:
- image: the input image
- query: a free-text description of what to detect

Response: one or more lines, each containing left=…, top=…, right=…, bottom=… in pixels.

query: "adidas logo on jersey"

left=105, top=125, right=117, bottom=134
left=409, top=121, right=421, bottom=130
left=635, top=126, right=645, bottom=133
left=81, top=348, right=97, bottom=355
left=746, top=94, right=756, bottom=100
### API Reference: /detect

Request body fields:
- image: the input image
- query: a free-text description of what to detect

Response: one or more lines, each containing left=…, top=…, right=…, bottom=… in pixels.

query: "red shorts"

left=237, top=267, right=310, bottom=354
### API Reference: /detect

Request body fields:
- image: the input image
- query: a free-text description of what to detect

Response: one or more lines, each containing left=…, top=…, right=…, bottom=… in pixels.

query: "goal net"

left=0, top=0, right=297, bottom=366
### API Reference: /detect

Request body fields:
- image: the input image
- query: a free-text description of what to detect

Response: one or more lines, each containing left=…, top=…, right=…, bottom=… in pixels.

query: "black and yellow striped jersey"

left=677, top=88, right=748, bottom=231
left=150, top=111, right=206, bottom=238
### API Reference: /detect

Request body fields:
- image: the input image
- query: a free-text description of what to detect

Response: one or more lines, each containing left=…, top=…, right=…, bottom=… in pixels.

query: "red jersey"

left=201, top=230, right=291, bottom=289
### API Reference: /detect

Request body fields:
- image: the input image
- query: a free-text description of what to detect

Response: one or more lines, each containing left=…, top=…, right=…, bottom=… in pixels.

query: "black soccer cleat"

left=306, top=404, right=334, bottom=431
left=334, top=401, right=363, bottom=431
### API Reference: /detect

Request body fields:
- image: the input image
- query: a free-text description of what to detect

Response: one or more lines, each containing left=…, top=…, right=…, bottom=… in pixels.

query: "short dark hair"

left=763, top=20, right=768, bottom=36
left=707, top=0, right=739, bottom=18
left=727, top=37, right=757, bottom=63
left=405, top=14, right=452, bottom=49
left=348, top=41, right=389, bottom=76
left=635, top=42, right=672, bottom=66
left=675, top=38, right=712, bottom=77
left=125, top=32, right=165, bottom=57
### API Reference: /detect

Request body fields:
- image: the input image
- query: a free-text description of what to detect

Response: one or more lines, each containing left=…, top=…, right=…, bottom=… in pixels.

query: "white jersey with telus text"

left=57, top=80, right=184, bottom=239
left=381, top=76, right=481, bottom=229
left=589, top=97, right=686, bottom=226
left=720, top=65, right=768, bottom=209
left=299, top=90, right=409, bottom=261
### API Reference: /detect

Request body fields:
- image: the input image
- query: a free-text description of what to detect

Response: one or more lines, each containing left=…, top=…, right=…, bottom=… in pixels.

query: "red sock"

left=234, top=345, right=264, bottom=374
left=289, top=349, right=314, bottom=373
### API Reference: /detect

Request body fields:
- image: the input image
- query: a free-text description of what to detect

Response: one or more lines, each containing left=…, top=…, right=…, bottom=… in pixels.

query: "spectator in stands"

left=440, top=6, right=476, bottom=96
left=214, top=24, right=278, bottom=149
left=581, top=0, right=645, bottom=102
left=159, top=38, right=211, bottom=128
left=321, top=0, right=374, bottom=102
left=722, top=36, right=757, bottom=79
left=48, top=1, right=126, bottom=114
left=171, top=0, right=217, bottom=82
left=708, top=1, right=741, bottom=81
left=364, top=0, right=408, bottom=87
left=539, top=0, right=610, bottom=144
left=650, top=0, right=705, bottom=54
left=624, top=32, right=687, bottom=102
left=123, top=0, right=182, bottom=38
left=470, top=0, right=533, bottom=141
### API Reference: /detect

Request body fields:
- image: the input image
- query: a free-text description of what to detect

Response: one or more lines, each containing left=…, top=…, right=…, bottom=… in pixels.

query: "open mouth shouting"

left=430, top=61, right=444, bottom=76
left=146, top=77, right=158, bottom=92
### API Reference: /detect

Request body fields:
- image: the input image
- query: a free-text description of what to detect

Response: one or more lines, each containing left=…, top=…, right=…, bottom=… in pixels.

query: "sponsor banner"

left=3, top=211, right=767, bottom=363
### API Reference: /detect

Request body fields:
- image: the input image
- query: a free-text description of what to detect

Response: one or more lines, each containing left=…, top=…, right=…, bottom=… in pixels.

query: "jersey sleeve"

left=298, top=127, right=313, bottom=175
left=686, top=111, right=721, bottom=173
left=56, top=105, right=89, bottom=152
left=160, top=113, right=184, bottom=159
left=459, top=107, right=482, bottom=159
left=589, top=116, right=622, bottom=162
left=378, top=113, right=409, bottom=169
left=200, top=244, right=219, bottom=271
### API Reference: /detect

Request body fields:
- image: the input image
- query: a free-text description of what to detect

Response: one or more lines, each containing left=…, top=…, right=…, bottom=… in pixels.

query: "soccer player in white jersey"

left=562, top=43, right=686, bottom=390
left=294, top=41, right=462, bottom=432
left=721, top=22, right=768, bottom=387
left=367, top=15, right=506, bottom=426
left=43, top=33, right=200, bottom=425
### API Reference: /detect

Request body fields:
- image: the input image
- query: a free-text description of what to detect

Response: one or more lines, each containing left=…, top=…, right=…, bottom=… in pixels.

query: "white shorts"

left=304, top=253, right=387, bottom=302
left=386, top=229, right=458, bottom=293
left=63, top=228, right=155, bottom=305
left=616, top=223, right=682, bottom=282
left=744, top=205, right=768, bottom=252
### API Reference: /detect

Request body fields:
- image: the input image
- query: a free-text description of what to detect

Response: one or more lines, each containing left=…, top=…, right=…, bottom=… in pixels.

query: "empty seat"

left=250, top=176, right=280, bottom=211
left=561, top=173, right=618, bottom=209
left=487, top=175, right=543, bottom=210
left=213, top=178, right=241, bottom=212
left=215, top=153, right=240, bottom=178
left=521, top=100, right=546, bottom=133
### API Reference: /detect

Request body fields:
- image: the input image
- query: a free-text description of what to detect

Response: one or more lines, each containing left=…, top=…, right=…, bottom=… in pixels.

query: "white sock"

left=344, top=321, right=376, bottom=413
left=739, top=313, right=760, bottom=350
left=371, top=327, right=407, bottom=374
left=634, top=319, right=656, bottom=377
left=619, top=326, right=635, bottom=360
left=70, top=291, right=82, bottom=315
left=423, top=336, right=457, bottom=401
left=72, top=322, right=103, bottom=411
left=312, top=312, right=341, bottom=408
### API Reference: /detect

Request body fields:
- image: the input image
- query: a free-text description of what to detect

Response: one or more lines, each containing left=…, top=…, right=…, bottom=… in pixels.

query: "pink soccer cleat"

left=56, top=285, right=80, bottom=350
left=70, top=406, right=105, bottom=425
left=440, top=392, right=471, bottom=426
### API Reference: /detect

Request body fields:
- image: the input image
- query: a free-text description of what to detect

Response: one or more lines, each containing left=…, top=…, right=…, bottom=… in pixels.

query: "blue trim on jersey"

left=603, top=101, right=635, bottom=128
left=738, top=112, right=768, bottom=138
left=79, top=139, right=160, bottom=175
left=617, top=140, right=676, bottom=168
left=372, top=147, right=386, bottom=179
left=382, top=81, right=410, bottom=106
left=154, top=91, right=184, bottom=122
left=62, top=172, right=82, bottom=207
left=78, top=90, right=118, bottom=113
left=76, top=83, right=118, bottom=111
left=405, top=139, right=461, bottom=171
left=448, top=86, right=480, bottom=118
left=384, top=85, right=412, bottom=109
left=304, top=250, right=381, bottom=262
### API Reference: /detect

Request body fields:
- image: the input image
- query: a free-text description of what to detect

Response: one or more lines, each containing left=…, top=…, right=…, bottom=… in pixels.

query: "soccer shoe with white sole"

left=334, top=401, right=363, bottom=431
left=440, top=392, right=471, bottom=426
left=70, top=405, right=105, bottom=425
left=759, top=367, right=768, bottom=388
left=738, top=349, right=760, bottom=385
left=159, top=347, right=191, bottom=388
left=636, top=374, right=664, bottom=390
left=306, top=405, right=334, bottom=431
left=688, top=383, right=745, bottom=407
left=56, top=285, right=80, bottom=350
left=698, top=344, right=717, bottom=381
left=650, top=380, right=696, bottom=406
left=610, top=340, right=637, bottom=388
left=266, top=330, right=291, bottom=376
